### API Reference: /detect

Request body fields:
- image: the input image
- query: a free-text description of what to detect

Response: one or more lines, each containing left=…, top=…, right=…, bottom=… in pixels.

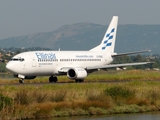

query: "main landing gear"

left=49, top=76, right=58, bottom=83
left=48, top=76, right=84, bottom=83
left=75, top=79, right=84, bottom=83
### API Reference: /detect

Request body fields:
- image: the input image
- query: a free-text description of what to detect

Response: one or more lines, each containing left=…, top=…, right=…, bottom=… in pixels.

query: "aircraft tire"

left=49, top=76, right=58, bottom=83
left=53, top=77, right=57, bottom=83
left=75, top=79, right=84, bottom=83
left=19, top=79, right=24, bottom=84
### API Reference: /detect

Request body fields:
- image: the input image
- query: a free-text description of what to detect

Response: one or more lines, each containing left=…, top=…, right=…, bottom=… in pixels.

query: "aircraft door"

left=30, top=54, right=37, bottom=67
left=103, top=54, right=113, bottom=64
left=103, top=54, right=107, bottom=61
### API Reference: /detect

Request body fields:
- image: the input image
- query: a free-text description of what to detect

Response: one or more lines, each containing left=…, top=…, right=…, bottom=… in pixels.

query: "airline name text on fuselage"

left=35, top=53, right=56, bottom=60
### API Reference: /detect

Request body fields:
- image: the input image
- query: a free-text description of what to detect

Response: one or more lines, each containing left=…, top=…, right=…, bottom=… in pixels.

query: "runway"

left=0, top=79, right=157, bottom=86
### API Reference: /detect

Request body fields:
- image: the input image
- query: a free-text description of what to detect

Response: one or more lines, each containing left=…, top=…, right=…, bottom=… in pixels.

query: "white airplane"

left=6, top=16, right=151, bottom=83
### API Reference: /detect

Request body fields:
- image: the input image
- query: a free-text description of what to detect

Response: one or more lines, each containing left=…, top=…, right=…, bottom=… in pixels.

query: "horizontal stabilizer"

left=112, top=50, right=151, bottom=57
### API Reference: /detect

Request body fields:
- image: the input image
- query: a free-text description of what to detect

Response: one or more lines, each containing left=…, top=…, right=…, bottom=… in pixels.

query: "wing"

left=112, top=50, right=151, bottom=57
left=58, top=62, right=152, bottom=74
left=86, top=62, right=152, bottom=71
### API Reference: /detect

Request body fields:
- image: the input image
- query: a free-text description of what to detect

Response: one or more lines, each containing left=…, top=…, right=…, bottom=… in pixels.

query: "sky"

left=0, top=0, right=160, bottom=39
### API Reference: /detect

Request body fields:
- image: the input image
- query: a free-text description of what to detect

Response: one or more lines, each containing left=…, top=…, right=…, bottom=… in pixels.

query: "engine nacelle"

left=67, top=68, right=87, bottom=80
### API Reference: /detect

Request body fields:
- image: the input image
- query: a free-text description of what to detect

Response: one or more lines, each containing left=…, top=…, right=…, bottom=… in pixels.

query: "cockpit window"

left=10, top=58, right=25, bottom=62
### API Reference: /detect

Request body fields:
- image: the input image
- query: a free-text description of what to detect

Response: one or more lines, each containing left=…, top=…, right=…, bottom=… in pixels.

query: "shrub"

left=104, top=86, right=135, bottom=98
left=0, top=94, right=12, bottom=110
left=86, top=90, right=112, bottom=109
left=33, top=103, right=54, bottom=118
left=33, top=91, right=48, bottom=103
left=86, top=90, right=101, bottom=101
left=49, top=90, right=67, bottom=102
left=14, top=88, right=31, bottom=105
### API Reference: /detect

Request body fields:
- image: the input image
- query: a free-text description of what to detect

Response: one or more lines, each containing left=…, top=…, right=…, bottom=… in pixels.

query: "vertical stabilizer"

left=90, top=16, right=118, bottom=53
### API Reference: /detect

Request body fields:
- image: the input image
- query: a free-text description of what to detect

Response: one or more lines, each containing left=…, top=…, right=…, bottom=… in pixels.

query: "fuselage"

left=6, top=51, right=113, bottom=77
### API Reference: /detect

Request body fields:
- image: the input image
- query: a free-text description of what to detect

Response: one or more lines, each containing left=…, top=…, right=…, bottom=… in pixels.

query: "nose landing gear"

left=19, top=79, right=24, bottom=83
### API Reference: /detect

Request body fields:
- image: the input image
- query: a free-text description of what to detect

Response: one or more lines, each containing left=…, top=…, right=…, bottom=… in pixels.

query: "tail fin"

left=90, top=16, right=118, bottom=53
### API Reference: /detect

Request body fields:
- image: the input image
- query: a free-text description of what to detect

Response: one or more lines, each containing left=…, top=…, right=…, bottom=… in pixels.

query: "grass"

left=29, top=69, right=160, bottom=81
left=1, top=70, right=160, bottom=84
left=0, top=70, right=160, bottom=119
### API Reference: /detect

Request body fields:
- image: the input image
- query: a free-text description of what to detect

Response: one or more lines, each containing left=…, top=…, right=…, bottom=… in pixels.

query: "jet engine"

left=67, top=68, right=87, bottom=80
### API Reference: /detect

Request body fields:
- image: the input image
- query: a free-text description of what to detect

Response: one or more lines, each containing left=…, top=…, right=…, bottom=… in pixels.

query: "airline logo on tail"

left=102, top=28, right=115, bottom=50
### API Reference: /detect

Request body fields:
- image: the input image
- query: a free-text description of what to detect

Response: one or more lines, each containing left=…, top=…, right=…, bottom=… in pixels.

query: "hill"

left=0, top=23, right=159, bottom=53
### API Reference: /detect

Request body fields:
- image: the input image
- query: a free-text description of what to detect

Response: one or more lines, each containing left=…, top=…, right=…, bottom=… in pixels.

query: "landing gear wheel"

left=19, top=79, right=24, bottom=84
left=79, top=79, right=84, bottom=83
left=53, top=77, right=57, bottom=83
left=49, top=76, right=58, bottom=83
left=75, top=79, right=84, bottom=83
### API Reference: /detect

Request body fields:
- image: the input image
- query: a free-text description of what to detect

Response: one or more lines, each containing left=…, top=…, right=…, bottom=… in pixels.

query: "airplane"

left=6, top=16, right=151, bottom=83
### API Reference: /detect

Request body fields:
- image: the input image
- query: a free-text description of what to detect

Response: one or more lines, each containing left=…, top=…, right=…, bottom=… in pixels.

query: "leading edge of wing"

left=86, top=62, right=153, bottom=71
left=112, top=50, right=151, bottom=57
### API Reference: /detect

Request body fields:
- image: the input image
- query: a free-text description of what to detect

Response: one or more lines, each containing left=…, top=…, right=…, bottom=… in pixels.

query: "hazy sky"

left=0, top=0, right=160, bottom=39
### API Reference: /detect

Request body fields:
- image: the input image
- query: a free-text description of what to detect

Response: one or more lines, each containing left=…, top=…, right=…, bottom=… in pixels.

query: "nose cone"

left=6, top=63, right=11, bottom=71
left=6, top=62, right=15, bottom=73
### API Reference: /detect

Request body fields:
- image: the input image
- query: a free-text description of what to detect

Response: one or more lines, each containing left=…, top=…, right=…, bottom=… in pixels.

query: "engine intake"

left=67, top=68, right=87, bottom=80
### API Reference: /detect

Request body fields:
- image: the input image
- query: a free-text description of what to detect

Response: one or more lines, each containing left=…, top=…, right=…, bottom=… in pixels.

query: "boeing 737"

left=6, top=16, right=151, bottom=83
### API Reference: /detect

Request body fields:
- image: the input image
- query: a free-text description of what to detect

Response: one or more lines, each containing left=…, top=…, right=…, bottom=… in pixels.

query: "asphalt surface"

left=0, top=79, right=158, bottom=86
